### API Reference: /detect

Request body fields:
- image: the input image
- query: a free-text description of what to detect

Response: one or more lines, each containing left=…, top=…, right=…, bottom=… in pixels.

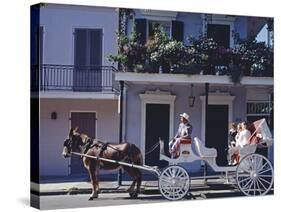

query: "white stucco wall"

left=40, top=4, right=118, bottom=66
left=39, top=99, right=119, bottom=176
left=125, top=84, right=249, bottom=173
left=246, top=87, right=271, bottom=101
left=177, top=13, right=202, bottom=44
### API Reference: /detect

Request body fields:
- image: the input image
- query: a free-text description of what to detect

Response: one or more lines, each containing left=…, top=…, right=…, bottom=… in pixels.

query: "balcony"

left=31, top=64, right=118, bottom=92
left=109, top=31, right=273, bottom=84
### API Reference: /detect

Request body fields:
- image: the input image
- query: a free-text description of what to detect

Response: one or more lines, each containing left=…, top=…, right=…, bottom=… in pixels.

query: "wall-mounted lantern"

left=51, top=112, right=57, bottom=120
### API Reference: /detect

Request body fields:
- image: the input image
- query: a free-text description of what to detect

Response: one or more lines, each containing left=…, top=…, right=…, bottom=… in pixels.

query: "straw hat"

left=180, top=113, right=189, bottom=121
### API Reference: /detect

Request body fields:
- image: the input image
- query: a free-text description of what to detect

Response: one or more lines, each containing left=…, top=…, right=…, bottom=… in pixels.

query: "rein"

left=145, top=142, right=160, bottom=155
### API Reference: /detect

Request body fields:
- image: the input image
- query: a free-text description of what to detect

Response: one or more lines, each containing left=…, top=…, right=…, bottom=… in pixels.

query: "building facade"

left=32, top=5, right=273, bottom=180
left=116, top=9, right=274, bottom=173
left=31, top=4, right=120, bottom=178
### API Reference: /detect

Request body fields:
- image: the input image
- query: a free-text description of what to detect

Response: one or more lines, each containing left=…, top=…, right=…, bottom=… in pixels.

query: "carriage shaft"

left=71, top=152, right=161, bottom=176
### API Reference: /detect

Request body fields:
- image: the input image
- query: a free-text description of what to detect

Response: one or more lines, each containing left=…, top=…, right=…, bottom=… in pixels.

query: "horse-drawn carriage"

left=157, top=118, right=274, bottom=200
left=63, top=118, right=273, bottom=201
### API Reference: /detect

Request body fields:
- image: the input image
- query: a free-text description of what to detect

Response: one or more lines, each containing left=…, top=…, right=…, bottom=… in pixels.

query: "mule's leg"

left=123, top=166, right=142, bottom=198
left=127, top=180, right=136, bottom=193
left=95, top=162, right=100, bottom=194
left=87, top=161, right=99, bottom=200
left=122, top=167, right=136, bottom=192
left=135, top=168, right=142, bottom=194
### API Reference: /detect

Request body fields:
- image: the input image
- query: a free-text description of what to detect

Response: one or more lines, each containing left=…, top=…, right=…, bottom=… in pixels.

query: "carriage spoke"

left=258, top=176, right=272, bottom=185
left=245, top=180, right=255, bottom=194
left=257, top=162, right=270, bottom=173
left=258, top=168, right=272, bottom=175
left=238, top=173, right=251, bottom=177
left=256, top=177, right=267, bottom=192
left=258, top=174, right=273, bottom=178
left=253, top=156, right=257, bottom=172
left=239, top=165, right=252, bottom=174
left=241, top=178, right=253, bottom=190
left=256, top=157, right=263, bottom=170
left=176, top=168, right=182, bottom=177
left=238, top=176, right=251, bottom=184
left=161, top=177, right=171, bottom=184
left=255, top=179, right=262, bottom=195
left=253, top=179, right=256, bottom=196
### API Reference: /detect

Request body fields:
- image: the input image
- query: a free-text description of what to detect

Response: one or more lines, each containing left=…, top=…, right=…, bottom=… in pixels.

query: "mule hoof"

left=88, top=194, right=98, bottom=200
left=129, top=191, right=138, bottom=199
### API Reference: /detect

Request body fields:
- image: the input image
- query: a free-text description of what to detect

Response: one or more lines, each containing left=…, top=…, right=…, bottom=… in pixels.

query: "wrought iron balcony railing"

left=31, top=64, right=118, bottom=92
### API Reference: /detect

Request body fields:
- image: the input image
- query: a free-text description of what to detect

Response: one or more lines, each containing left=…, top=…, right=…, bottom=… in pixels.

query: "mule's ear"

left=69, top=128, right=74, bottom=137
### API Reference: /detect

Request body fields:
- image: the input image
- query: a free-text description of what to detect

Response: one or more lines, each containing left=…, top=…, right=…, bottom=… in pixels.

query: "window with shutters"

left=74, top=28, right=102, bottom=67
left=148, top=21, right=171, bottom=38
left=73, top=28, right=103, bottom=91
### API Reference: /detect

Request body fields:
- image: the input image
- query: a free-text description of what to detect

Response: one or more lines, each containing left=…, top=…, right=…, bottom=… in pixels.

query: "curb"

left=34, top=187, right=160, bottom=196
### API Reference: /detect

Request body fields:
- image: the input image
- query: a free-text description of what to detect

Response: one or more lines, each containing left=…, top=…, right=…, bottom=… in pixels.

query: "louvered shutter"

left=172, top=20, right=184, bottom=42
left=135, top=19, right=147, bottom=44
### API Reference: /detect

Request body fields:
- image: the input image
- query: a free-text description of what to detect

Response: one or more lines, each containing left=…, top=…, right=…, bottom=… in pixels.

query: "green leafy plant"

left=108, top=27, right=273, bottom=79
left=108, top=31, right=146, bottom=72
left=187, top=36, right=218, bottom=75
left=232, top=40, right=273, bottom=76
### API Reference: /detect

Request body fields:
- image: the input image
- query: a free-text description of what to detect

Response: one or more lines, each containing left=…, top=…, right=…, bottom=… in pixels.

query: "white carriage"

left=158, top=118, right=274, bottom=200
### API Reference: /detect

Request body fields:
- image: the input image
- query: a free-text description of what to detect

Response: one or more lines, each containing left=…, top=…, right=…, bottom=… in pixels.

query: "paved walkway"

left=32, top=176, right=235, bottom=196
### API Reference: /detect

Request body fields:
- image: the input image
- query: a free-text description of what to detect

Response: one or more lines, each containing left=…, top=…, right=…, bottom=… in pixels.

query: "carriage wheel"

left=158, top=165, right=190, bottom=201
left=236, top=154, right=274, bottom=196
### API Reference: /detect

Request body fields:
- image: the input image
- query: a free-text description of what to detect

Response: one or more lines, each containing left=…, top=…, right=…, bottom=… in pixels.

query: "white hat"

left=180, top=113, right=189, bottom=121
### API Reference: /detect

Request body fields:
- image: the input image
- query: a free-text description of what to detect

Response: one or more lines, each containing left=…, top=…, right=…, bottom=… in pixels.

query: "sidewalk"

left=32, top=176, right=233, bottom=196
left=32, top=180, right=160, bottom=195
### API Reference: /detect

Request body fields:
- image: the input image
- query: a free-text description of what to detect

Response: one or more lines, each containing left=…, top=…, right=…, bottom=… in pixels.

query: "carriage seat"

left=194, top=137, right=217, bottom=158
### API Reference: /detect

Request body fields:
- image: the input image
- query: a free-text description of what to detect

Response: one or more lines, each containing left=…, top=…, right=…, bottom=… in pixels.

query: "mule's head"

left=62, top=128, right=84, bottom=158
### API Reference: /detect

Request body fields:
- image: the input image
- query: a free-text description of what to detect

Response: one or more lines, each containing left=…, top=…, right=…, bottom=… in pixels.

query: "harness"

left=82, top=138, right=95, bottom=154
left=75, top=133, right=145, bottom=167
left=82, top=138, right=119, bottom=158
left=99, top=142, right=109, bottom=157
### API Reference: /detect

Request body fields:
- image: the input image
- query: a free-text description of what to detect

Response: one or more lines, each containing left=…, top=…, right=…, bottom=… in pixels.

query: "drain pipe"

left=118, top=80, right=124, bottom=186
left=204, top=83, right=209, bottom=184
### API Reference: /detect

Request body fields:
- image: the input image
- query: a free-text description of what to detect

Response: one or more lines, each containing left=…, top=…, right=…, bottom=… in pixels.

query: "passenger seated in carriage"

left=228, top=123, right=238, bottom=147
left=169, top=113, right=192, bottom=158
left=227, top=123, right=237, bottom=163
left=228, top=122, right=251, bottom=165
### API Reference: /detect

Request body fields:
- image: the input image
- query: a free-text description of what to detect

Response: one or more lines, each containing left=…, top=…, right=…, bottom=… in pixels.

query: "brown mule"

left=62, top=128, right=143, bottom=200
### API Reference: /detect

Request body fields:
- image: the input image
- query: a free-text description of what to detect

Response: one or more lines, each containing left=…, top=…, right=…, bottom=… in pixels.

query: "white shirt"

left=175, top=123, right=192, bottom=138
left=235, top=129, right=251, bottom=148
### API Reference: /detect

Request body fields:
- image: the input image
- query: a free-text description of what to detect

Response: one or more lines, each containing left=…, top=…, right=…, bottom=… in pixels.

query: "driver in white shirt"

left=169, top=113, right=192, bottom=158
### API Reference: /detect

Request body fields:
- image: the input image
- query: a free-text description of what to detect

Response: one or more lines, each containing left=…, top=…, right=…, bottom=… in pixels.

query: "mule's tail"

left=129, top=144, right=143, bottom=166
